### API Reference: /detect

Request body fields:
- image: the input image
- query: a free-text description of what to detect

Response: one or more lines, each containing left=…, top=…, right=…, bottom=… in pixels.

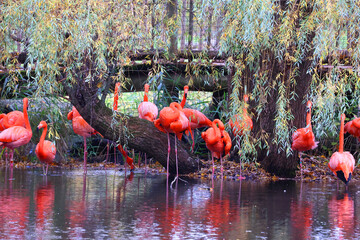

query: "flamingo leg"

left=175, top=135, right=178, bottom=178
left=4, top=147, right=8, bottom=166
left=299, top=152, right=302, bottom=179
left=212, top=153, right=215, bottom=177
left=42, top=164, right=45, bottom=175
left=10, top=149, right=14, bottom=168
left=46, top=163, right=49, bottom=175
left=220, top=155, right=223, bottom=176
left=145, top=153, right=147, bottom=172
left=105, top=140, right=109, bottom=164
left=83, top=136, right=87, bottom=174
left=166, top=132, right=171, bottom=178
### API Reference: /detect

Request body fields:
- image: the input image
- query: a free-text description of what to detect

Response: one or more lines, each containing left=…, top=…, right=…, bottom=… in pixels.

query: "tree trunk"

left=206, top=7, right=213, bottom=51
left=63, top=75, right=201, bottom=175
left=188, top=0, right=194, bottom=50
left=167, top=0, right=178, bottom=58
left=180, top=0, right=187, bottom=50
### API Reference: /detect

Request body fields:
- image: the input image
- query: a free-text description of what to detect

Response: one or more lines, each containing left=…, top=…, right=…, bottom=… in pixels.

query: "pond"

left=0, top=167, right=358, bottom=239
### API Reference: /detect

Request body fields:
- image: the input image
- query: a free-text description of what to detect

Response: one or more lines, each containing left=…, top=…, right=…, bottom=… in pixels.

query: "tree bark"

left=167, top=0, right=178, bottom=58
left=188, top=0, right=194, bottom=50
left=251, top=3, right=316, bottom=177
left=180, top=0, right=187, bottom=50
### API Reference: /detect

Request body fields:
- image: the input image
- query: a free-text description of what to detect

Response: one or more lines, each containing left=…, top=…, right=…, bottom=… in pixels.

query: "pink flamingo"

left=0, top=98, right=32, bottom=167
left=138, top=84, right=158, bottom=122
left=328, top=113, right=355, bottom=186
left=229, top=94, right=253, bottom=179
left=201, top=119, right=232, bottom=176
left=344, top=116, right=360, bottom=139
left=113, top=82, right=135, bottom=171
left=67, top=106, right=103, bottom=173
left=180, top=85, right=212, bottom=149
left=36, top=121, right=56, bottom=175
left=154, top=102, right=193, bottom=178
left=291, top=100, right=318, bottom=178
left=138, top=83, right=158, bottom=168
left=0, top=109, right=26, bottom=164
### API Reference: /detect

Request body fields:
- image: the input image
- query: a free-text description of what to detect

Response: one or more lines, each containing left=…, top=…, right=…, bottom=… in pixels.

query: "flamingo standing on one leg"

left=138, top=83, right=158, bottom=168
left=201, top=119, right=232, bottom=176
left=229, top=94, right=253, bottom=179
left=67, top=106, right=103, bottom=173
left=154, top=102, right=193, bottom=178
left=0, top=98, right=32, bottom=168
left=113, top=82, right=135, bottom=171
left=328, top=113, right=355, bottom=186
left=291, top=101, right=318, bottom=178
left=35, top=121, right=56, bottom=175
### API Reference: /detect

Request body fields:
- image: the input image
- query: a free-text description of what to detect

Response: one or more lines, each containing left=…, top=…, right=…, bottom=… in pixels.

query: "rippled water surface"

left=0, top=167, right=359, bottom=239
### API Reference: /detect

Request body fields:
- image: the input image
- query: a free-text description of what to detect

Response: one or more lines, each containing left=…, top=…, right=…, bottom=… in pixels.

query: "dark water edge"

left=0, top=167, right=359, bottom=240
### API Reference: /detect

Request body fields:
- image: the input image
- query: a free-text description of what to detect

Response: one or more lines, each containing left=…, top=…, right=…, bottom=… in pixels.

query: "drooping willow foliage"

left=1, top=0, right=360, bottom=160
left=222, top=0, right=360, bottom=158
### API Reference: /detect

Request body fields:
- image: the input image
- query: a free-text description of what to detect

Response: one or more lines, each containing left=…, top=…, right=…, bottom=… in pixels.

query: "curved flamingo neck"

left=213, top=119, right=224, bottom=130
left=170, top=102, right=183, bottom=111
left=23, top=98, right=31, bottom=133
left=339, top=113, right=345, bottom=153
left=39, top=124, right=48, bottom=149
left=306, top=108, right=312, bottom=130
left=144, top=84, right=149, bottom=102
left=180, top=86, right=188, bottom=108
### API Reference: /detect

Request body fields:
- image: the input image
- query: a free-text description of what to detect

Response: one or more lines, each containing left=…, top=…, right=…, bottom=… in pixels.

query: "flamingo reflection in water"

left=0, top=183, right=30, bottom=238
left=35, top=181, right=55, bottom=237
left=290, top=201, right=313, bottom=239
left=328, top=192, right=355, bottom=239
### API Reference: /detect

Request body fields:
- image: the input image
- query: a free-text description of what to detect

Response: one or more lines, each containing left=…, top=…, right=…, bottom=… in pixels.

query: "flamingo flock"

left=0, top=86, right=357, bottom=187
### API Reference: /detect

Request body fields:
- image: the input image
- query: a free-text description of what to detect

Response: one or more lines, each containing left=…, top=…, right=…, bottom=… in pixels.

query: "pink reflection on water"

left=0, top=174, right=30, bottom=238
left=35, top=179, right=55, bottom=237
left=328, top=192, right=356, bottom=239
left=290, top=200, right=313, bottom=239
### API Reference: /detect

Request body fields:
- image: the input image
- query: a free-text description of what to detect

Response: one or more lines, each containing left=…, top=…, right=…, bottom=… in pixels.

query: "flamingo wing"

left=0, top=126, right=32, bottom=148
left=183, top=108, right=212, bottom=129
left=72, top=117, right=96, bottom=138
left=138, top=102, right=158, bottom=122
left=36, top=140, right=56, bottom=163
left=291, top=127, right=318, bottom=151
left=3, top=111, right=25, bottom=128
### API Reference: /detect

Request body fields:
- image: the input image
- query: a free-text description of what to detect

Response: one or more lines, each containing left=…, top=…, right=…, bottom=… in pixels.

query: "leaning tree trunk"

left=63, top=72, right=200, bottom=175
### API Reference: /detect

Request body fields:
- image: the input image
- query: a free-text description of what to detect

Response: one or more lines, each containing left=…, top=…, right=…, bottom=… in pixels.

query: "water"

left=0, top=167, right=359, bottom=239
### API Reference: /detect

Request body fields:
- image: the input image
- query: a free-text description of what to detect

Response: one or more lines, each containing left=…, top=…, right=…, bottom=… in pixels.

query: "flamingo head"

left=243, top=94, right=249, bottom=102
left=341, top=113, right=346, bottom=122
left=184, top=85, right=189, bottom=94
left=37, top=120, right=48, bottom=129
left=306, top=101, right=312, bottom=112
left=23, top=97, right=29, bottom=110
left=144, top=84, right=150, bottom=92
left=115, top=82, right=121, bottom=91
